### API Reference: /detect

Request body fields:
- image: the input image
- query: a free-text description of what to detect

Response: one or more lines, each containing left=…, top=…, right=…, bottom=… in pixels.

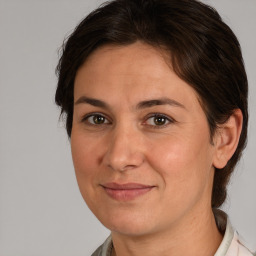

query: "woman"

left=55, top=0, right=254, bottom=255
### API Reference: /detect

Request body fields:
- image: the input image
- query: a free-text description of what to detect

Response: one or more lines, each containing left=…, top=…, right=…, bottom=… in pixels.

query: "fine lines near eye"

left=143, top=113, right=176, bottom=129
left=81, top=113, right=111, bottom=126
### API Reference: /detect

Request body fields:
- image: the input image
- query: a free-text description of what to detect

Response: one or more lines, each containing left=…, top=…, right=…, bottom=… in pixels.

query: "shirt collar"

left=214, top=209, right=235, bottom=256
left=101, top=236, right=112, bottom=256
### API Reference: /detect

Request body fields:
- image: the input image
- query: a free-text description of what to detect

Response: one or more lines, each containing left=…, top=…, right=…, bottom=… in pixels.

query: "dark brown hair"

left=55, top=0, right=248, bottom=208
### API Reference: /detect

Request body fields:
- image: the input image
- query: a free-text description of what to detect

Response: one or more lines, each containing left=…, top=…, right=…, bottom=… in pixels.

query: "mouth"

left=101, top=182, right=155, bottom=201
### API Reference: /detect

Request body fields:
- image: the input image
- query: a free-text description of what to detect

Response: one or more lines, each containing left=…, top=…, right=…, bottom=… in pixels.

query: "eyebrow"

left=75, top=96, right=109, bottom=109
left=75, top=96, right=186, bottom=110
left=136, top=97, right=186, bottom=110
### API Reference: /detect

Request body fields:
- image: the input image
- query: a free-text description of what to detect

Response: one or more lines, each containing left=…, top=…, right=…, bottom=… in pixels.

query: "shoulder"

left=91, top=245, right=102, bottom=256
left=91, top=236, right=112, bottom=256
left=214, top=211, right=254, bottom=256
left=237, top=243, right=255, bottom=256
left=226, top=232, right=254, bottom=256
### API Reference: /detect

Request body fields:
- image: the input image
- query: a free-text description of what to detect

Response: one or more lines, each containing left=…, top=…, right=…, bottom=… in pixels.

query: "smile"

left=101, top=183, right=155, bottom=201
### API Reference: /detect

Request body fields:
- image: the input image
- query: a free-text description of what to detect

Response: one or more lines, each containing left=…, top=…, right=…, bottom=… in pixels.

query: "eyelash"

left=81, top=112, right=111, bottom=126
left=81, top=112, right=175, bottom=128
left=143, top=113, right=175, bottom=129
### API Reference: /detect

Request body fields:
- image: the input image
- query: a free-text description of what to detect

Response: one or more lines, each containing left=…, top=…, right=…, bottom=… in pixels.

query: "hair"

left=55, top=0, right=248, bottom=208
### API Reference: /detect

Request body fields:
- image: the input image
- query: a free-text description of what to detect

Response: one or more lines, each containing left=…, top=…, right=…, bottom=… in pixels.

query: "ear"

left=213, top=109, right=243, bottom=169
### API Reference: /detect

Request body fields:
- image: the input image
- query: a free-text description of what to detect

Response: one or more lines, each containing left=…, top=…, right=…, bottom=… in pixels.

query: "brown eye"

left=85, top=114, right=110, bottom=125
left=154, top=116, right=167, bottom=126
left=93, top=115, right=105, bottom=124
left=144, top=114, right=174, bottom=128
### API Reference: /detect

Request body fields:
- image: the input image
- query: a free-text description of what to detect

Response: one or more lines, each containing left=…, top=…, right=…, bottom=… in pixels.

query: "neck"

left=111, top=208, right=223, bottom=256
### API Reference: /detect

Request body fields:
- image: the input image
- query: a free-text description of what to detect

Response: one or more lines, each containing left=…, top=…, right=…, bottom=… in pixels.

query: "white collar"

left=214, top=215, right=235, bottom=256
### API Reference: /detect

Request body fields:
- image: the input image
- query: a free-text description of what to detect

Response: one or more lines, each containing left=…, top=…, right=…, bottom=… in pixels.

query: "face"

left=71, top=42, right=218, bottom=237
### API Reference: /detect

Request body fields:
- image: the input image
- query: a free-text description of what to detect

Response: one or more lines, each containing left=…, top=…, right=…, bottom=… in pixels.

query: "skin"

left=71, top=42, right=243, bottom=256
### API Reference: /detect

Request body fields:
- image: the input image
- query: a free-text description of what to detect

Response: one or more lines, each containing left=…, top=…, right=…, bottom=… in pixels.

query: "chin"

left=97, top=208, right=160, bottom=237
left=108, top=222, right=155, bottom=237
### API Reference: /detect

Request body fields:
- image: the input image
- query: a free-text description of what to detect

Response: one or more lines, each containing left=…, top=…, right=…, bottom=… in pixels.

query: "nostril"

left=105, top=154, right=144, bottom=173
left=119, top=165, right=138, bottom=172
left=102, top=129, right=145, bottom=171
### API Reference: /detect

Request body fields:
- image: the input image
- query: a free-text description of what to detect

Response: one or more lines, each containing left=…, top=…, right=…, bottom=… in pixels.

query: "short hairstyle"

left=55, top=0, right=248, bottom=208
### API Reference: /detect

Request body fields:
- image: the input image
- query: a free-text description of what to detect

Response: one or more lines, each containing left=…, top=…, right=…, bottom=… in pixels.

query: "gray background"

left=0, top=0, right=255, bottom=255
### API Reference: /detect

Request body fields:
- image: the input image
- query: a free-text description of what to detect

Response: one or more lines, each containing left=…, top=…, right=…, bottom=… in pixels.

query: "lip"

left=101, top=182, right=155, bottom=201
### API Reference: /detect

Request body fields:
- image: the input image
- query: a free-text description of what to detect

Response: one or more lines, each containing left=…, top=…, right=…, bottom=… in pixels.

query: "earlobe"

left=213, top=109, right=243, bottom=169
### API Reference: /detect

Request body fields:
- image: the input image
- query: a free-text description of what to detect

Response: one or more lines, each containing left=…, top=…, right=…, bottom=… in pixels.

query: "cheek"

left=71, top=132, right=100, bottom=188
left=147, top=139, right=214, bottom=223
left=71, top=128, right=103, bottom=169
left=148, top=137, right=199, bottom=174
left=70, top=133, right=105, bottom=213
left=147, top=131, right=214, bottom=194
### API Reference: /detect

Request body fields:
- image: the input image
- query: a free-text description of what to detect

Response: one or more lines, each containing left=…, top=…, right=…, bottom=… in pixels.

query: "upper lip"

left=101, top=182, right=155, bottom=190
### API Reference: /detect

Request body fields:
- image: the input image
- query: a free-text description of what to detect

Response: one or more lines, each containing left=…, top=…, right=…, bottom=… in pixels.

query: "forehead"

left=78, top=42, right=171, bottom=78
left=74, top=42, right=202, bottom=112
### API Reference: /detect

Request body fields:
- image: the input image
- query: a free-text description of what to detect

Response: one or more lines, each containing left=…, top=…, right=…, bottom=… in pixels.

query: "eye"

left=82, top=113, right=110, bottom=125
left=144, top=114, right=174, bottom=127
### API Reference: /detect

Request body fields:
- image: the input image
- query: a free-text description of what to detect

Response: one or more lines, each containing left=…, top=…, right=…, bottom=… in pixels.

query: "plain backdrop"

left=0, top=0, right=255, bottom=255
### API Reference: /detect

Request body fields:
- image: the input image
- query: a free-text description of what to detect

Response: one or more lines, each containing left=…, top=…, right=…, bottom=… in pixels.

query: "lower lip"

left=103, top=187, right=154, bottom=201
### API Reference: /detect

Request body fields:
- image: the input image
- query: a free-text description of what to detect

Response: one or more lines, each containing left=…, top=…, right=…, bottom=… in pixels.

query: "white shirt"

left=214, top=217, right=253, bottom=256
left=91, top=212, right=254, bottom=256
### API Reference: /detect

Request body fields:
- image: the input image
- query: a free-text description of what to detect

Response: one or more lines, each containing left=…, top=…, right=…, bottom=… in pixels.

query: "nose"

left=102, top=124, right=144, bottom=172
